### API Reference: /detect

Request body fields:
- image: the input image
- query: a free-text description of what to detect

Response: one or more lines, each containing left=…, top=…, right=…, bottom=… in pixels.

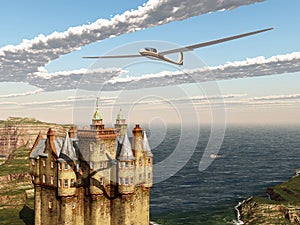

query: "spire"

left=117, top=108, right=124, bottom=120
left=59, top=133, right=77, bottom=162
left=93, top=97, right=101, bottom=120
left=117, top=133, right=135, bottom=161
left=143, top=131, right=153, bottom=157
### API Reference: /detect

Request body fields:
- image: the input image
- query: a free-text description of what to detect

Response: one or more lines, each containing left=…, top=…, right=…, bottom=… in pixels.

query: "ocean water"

left=149, top=125, right=300, bottom=224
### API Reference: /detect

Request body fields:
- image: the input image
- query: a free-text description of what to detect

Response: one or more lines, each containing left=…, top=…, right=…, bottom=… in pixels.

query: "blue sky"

left=0, top=0, right=299, bottom=125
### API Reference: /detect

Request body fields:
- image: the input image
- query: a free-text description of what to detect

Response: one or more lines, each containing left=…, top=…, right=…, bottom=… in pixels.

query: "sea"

left=148, top=125, right=300, bottom=224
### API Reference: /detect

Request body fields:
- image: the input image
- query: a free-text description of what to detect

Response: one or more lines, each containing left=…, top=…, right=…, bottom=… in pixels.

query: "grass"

left=0, top=147, right=30, bottom=176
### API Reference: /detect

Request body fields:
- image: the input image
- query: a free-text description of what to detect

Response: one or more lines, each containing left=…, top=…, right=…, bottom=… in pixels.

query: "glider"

left=83, top=28, right=273, bottom=66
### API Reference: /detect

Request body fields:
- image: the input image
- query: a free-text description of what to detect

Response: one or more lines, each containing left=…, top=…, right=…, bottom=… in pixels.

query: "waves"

left=150, top=125, right=300, bottom=224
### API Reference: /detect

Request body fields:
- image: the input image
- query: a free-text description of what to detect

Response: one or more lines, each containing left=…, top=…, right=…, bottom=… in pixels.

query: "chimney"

left=132, top=124, right=143, bottom=152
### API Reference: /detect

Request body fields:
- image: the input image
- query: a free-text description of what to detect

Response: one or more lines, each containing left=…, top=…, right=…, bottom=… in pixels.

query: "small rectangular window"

left=119, top=177, right=123, bottom=185
left=90, top=143, right=94, bottom=152
left=42, top=160, right=46, bottom=167
left=31, top=159, right=35, bottom=166
left=50, top=161, right=54, bottom=169
left=125, top=177, right=129, bottom=185
left=139, top=174, right=142, bottom=181
left=90, top=161, right=94, bottom=170
left=100, top=143, right=104, bottom=152
left=148, top=173, right=151, bottom=179
left=50, top=176, right=54, bottom=185
left=64, top=179, right=68, bottom=188
left=64, top=163, right=69, bottom=170
left=48, top=201, right=52, bottom=209
left=100, top=161, right=103, bottom=169
left=130, top=177, right=134, bottom=184
left=148, top=158, right=151, bottom=165
left=42, top=175, right=46, bottom=183
left=58, top=179, right=62, bottom=188
left=125, top=162, right=129, bottom=168
left=58, top=162, right=62, bottom=170
left=71, top=179, right=75, bottom=187
left=100, top=177, right=104, bottom=185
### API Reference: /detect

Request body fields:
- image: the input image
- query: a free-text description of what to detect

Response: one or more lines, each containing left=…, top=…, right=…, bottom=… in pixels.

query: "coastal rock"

left=0, top=117, right=70, bottom=157
left=239, top=175, right=300, bottom=224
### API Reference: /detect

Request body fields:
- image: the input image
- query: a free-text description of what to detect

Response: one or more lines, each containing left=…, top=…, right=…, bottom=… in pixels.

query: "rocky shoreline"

left=238, top=173, right=300, bottom=224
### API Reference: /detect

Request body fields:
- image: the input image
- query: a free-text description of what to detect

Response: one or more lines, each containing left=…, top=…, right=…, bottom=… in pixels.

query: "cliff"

left=0, top=117, right=70, bottom=157
left=239, top=175, right=300, bottom=224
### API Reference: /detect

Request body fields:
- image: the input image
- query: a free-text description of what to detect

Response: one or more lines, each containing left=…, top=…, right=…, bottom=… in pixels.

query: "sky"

left=0, top=0, right=300, bottom=126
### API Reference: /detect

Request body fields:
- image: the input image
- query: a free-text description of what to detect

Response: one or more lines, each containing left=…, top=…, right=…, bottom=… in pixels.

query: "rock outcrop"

left=0, top=117, right=70, bottom=156
left=239, top=175, right=300, bottom=224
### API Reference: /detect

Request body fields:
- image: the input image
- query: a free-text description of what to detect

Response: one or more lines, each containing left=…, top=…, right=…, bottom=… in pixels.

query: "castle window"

left=125, top=177, right=129, bottom=185
left=48, top=201, right=52, bottom=209
left=100, top=161, right=104, bottom=169
left=42, top=159, right=46, bottom=167
left=31, top=159, right=35, bottom=166
left=50, top=161, right=54, bottom=169
left=58, top=179, right=62, bottom=188
left=71, top=179, right=75, bottom=187
left=90, top=143, right=94, bottom=152
left=58, top=162, right=62, bottom=170
left=64, top=179, right=68, bottom=188
left=100, top=143, right=104, bottom=152
left=90, top=161, right=94, bottom=170
left=50, top=176, right=54, bottom=185
left=64, top=163, right=69, bottom=170
left=100, top=177, right=104, bottom=185
left=42, top=175, right=46, bottom=183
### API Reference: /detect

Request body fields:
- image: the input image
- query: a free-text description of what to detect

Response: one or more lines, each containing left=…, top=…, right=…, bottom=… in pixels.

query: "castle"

left=29, top=102, right=153, bottom=225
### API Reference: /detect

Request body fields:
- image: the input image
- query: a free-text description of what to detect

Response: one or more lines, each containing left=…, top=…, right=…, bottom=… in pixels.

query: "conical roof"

left=117, top=133, right=135, bottom=161
left=143, top=131, right=153, bottom=157
left=58, top=133, right=77, bottom=162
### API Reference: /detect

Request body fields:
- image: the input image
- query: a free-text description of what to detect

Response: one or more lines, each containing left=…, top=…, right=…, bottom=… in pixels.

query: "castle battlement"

left=29, top=101, right=153, bottom=225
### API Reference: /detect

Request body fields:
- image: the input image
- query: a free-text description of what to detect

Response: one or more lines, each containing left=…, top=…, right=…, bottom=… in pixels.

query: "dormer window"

left=64, top=163, right=69, bottom=170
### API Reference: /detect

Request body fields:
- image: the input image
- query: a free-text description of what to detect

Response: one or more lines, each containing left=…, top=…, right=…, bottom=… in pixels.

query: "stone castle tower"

left=29, top=101, right=153, bottom=225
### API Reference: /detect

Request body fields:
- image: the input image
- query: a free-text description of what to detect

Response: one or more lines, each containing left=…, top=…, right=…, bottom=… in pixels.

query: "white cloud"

left=250, top=93, right=300, bottom=101
left=0, top=89, right=43, bottom=98
left=0, top=0, right=264, bottom=88
left=102, top=52, right=300, bottom=91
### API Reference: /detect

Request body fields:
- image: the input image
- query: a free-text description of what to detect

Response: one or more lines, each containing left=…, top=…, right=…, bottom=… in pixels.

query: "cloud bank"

left=0, top=0, right=264, bottom=89
left=102, top=52, right=300, bottom=91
